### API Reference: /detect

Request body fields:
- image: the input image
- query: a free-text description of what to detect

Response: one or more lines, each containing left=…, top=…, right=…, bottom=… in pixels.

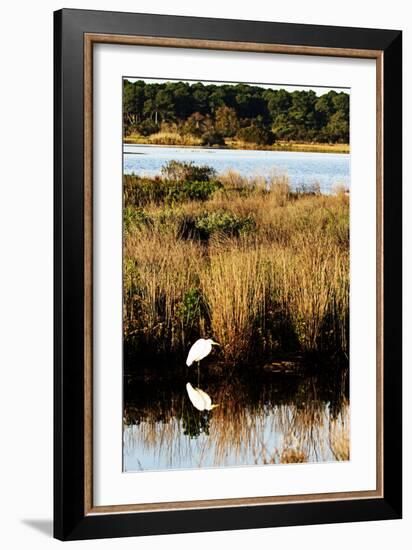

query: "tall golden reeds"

left=201, top=239, right=266, bottom=362
left=123, top=165, right=349, bottom=363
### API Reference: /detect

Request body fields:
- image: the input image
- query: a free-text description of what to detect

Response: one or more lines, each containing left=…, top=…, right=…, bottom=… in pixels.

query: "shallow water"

left=123, top=145, right=350, bottom=194
left=123, top=368, right=349, bottom=472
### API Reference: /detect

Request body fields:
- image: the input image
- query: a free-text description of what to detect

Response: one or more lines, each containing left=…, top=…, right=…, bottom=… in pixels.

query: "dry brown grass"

left=124, top=228, right=204, bottom=354
left=125, top=131, right=202, bottom=146
left=223, top=139, right=350, bottom=154
left=123, top=168, right=349, bottom=363
left=278, top=232, right=347, bottom=351
left=201, top=240, right=266, bottom=363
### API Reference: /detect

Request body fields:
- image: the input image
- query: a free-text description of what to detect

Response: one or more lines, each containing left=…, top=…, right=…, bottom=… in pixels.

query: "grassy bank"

left=225, top=139, right=350, bottom=154
left=123, top=162, right=349, bottom=369
left=124, top=133, right=349, bottom=154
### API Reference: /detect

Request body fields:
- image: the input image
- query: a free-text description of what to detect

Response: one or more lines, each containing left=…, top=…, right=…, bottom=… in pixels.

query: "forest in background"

left=123, top=79, right=349, bottom=147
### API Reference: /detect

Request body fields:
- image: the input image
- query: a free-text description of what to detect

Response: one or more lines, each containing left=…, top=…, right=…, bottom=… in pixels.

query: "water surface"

left=123, top=145, right=350, bottom=194
left=123, top=367, right=349, bottom=472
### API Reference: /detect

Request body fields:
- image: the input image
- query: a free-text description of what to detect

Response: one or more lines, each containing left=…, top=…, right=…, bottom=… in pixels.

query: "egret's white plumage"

left=186, top=338, right=219, bottom=367
left=186, top=383, right=219, bottom=411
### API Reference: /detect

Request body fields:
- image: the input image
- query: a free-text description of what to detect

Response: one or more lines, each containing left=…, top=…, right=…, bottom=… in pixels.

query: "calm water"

left=123, top=145, right=350, bottom=194
left=123, top=367, right=349, bottom=472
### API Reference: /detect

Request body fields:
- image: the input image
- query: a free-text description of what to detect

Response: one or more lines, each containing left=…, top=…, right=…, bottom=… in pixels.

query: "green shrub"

left=124, top=174, right=222, bottom=206
left=181, top=211, right=256, bottom=240
left=161, top=160, right=216, bottom=182
left=138, top=119, right=160, bottom=136
left=168, top=180, right=222, bottom=203
left=201, top=131, right=225, bottom=147
left=177, top=288, right=205, bottom=327
left=237, top=123, right=275, bottom=145
left=123, top=206, right=152, bottom=232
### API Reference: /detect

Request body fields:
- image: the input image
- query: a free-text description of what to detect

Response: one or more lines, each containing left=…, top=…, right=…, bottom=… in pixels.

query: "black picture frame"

left=54, top=8, right=402, bottom=541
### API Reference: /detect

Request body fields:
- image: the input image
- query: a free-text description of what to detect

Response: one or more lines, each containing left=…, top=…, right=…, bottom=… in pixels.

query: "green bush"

left=124, top=174, right=222, bottom=206
left=138, top=119, right=160, bottom=136
left=177, top=288, right=205, bottom=328
left=161, top=160, right=216, bottom=182
left=123, top=206, right=152, bottom=232
left=237, top=123, right=275, bottom=145
left=181, top=211, right=256, bottom=240
left=201, top=131, right=225, bottom=147
left=168, top=180, right=222, bottom=203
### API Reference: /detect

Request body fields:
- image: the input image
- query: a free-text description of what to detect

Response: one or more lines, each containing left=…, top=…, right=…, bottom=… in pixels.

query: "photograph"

left=51, top=6, right=402, bottom=541
left=122, top=77, right=350, bottom=472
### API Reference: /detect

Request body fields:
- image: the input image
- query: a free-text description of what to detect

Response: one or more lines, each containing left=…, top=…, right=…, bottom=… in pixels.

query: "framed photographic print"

left=54, top=8, right=402, bottom=541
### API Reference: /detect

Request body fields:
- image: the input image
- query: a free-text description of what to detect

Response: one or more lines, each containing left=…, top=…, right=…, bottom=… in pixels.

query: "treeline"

left=123, top=79, right=349, bottom=145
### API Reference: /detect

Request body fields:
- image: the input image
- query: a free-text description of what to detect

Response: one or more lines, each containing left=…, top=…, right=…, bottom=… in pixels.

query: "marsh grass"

left=124, top=134, right=349, bottom=154
left=123, top=165, right=349, bottom=366
left=126, top=131, right=203, bottom=146
left=201, top=241, right=267, bottom=363
left=124, top=228, right=205, bottom=357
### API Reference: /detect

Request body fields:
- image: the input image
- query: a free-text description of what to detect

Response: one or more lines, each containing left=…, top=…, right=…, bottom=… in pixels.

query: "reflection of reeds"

left=124, top=377, right=350, bottom=470
left=329, top=399, right=350, bottom=461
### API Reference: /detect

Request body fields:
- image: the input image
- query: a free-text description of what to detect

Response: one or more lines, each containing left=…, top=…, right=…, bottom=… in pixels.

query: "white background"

left=0, top=1, right=409, bottom=548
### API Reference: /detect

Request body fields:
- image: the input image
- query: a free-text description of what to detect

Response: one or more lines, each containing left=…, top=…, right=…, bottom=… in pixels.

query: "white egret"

left=186, top=383, right=219, bottom=412
left=186, top=338, right=219, bottom=366
left=186, top=338, right=220, bottom=384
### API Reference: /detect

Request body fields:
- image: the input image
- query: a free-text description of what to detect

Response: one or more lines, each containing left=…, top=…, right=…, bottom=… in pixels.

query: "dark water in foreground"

left=123, top=366, right=349, bottom=472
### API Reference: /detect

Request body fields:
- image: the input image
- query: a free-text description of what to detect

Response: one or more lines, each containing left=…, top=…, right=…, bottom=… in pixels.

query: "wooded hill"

left=123, top=79, right=349, bottom=145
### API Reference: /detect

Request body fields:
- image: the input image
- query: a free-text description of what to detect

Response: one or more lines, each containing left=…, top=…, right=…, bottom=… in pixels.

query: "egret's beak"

left=211, top=341, right=220, bottom=346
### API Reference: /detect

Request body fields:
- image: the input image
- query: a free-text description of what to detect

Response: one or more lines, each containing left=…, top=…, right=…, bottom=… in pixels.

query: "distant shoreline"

left=123, top=138, right=349, bottom=154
